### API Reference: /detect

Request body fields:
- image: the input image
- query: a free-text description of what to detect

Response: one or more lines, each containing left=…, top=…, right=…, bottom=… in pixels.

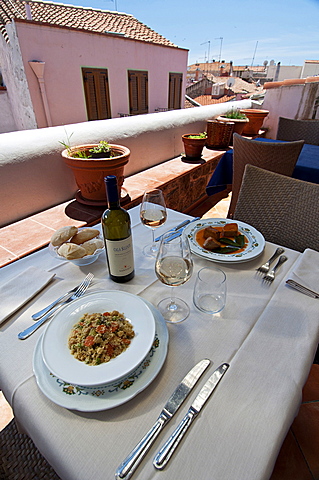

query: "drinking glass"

left=193, top=266, right=226, bottom=314
left=140, top=189, right=167, bottom=257
left=155, top=232, right=193, bottom=323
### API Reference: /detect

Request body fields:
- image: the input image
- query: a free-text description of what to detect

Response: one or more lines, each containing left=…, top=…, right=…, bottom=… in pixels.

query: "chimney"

left=25, top=2, right=32, bottom=20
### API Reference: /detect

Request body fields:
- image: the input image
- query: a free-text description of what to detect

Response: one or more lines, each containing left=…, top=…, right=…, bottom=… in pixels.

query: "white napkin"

left=289, top=248, right=319, bottom=291
left=0, top=266, right=55, bottom=325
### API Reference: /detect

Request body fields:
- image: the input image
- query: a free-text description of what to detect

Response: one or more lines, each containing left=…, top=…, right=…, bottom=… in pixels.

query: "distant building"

left=0, top=0, right=188, bottom=132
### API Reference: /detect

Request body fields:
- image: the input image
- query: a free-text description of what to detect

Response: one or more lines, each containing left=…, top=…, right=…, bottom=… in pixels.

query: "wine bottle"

left=102, top=176, right=134, bottom=282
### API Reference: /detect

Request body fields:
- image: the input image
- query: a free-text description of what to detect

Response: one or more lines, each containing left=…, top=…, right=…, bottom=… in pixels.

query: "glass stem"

left=169, top=286, right=177, bottom=310
left=151, top=228, right=156, bottom=251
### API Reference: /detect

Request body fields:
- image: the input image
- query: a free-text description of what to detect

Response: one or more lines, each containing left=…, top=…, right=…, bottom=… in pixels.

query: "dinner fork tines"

left=256, top=247, right=285, bottom=275
left=263, top=256, right=288, bottom=284
left=18, top=273, right=94, bottom=340
left=32, top=273, right=94, bottom=320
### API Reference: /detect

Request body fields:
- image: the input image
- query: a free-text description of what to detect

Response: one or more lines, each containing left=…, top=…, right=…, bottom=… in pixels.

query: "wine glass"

left=140, top=189, right=167, bottom=257
left=155, top=232, right=193, bottom=323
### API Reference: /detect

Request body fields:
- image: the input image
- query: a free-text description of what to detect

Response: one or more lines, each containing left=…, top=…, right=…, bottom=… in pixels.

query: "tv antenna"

left=251, top=41, right=258, bottom=66
left=215, top=37, right=223, bottom=63
left=200, top=41, right=211, bottom=64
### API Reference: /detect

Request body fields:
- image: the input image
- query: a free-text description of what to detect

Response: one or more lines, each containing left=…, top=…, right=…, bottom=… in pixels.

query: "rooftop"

left=0, top=0, right=177, bottom=46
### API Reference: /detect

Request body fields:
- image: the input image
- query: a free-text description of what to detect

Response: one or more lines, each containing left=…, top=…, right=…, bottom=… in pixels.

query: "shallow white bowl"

left=48, top=229, right=105, bottom=266
left=41, top=291, right=156, bottom=387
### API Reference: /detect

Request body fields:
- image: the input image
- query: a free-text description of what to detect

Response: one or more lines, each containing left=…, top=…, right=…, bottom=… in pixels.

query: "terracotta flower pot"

left=217, top=115, right=249, bottom=142
left=182, top=134, right=207, bottom=158
left=240, top=109, right=269, bottom=135
left=62, top=144, right=130, bottom=202
left=206, top=120, right=234, bottom=149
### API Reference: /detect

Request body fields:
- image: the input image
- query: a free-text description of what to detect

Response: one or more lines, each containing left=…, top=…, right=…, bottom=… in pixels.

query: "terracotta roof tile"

left=193, top=95, right=237, bottom=106
left=0, top=0, right=177, bottom=46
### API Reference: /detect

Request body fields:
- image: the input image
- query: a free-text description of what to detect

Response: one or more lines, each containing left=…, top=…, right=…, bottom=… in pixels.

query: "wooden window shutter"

left=168, top=73, right=183, bottom=110
left=128, top=70, right=148, bottom=115
left=82, top=68, right=111, bottom=121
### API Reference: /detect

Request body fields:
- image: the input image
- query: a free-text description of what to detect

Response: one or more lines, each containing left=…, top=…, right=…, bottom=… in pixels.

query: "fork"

left=263, top=256, right=288, bottom=284
left=18, top=273, right=94, bottom=340
left=32, top=273, right=94, bottom=320
left=256, top=247, right=285, bottom=274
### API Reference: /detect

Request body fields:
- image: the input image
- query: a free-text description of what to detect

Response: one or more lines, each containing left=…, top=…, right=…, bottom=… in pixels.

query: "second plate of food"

left=41, top=291, right=156, bottom=387
left=183, top=218, right=265, bottom=263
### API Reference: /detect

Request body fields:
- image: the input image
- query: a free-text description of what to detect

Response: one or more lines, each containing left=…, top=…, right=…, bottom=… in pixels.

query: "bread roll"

left=57, top=243, right=86, bottom=259
left=81, top=238, right=104, bottom=255
left=71, top=228, right=100, bottom=245
left=51, top=226, right=78, bottom=247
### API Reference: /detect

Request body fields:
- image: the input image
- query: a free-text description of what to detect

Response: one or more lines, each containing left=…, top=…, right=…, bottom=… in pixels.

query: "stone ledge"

left=0, top=148, right=224, bottom=268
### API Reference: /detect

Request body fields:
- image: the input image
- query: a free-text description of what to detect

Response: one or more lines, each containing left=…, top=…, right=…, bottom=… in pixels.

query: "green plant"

left=223, top=109, right=247, bottom=120
left=187, top=132, right=207, bottom=139
left=59, top=136, right=116, bottom=159
left=89, top=141, right=113, bottom=158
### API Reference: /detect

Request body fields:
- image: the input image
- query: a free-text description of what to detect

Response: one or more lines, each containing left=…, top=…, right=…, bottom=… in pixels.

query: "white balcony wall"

left=0, top=99, right=251, bottom=227
left=262, top=82, right=319, bottom=138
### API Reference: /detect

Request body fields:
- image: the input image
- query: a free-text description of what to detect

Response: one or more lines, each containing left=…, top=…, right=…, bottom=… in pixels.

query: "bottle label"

left=105, top=237, right=134, bottom=276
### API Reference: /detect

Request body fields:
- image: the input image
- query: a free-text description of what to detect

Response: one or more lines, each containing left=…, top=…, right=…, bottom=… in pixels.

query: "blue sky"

left=64, top=0, right=319, bottom=67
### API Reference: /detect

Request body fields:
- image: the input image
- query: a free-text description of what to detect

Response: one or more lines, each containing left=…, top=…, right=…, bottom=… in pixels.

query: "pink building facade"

left=1, top=15, right=188, bottom=130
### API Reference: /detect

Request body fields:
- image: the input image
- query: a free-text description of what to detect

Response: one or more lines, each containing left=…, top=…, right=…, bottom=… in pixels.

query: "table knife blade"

left=286, top=279, right=319, bottom=298
left=153, top=362, right=229, bottom=470
left=115, top=358, right=211, bottom=480
left=164, top=217, right=200, bottom=242
left=155, top=219, right=191, bottom=242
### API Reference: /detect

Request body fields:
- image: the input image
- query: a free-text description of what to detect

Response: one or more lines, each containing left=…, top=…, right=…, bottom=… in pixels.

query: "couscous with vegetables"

left=68, top=311, right=135, bottom=366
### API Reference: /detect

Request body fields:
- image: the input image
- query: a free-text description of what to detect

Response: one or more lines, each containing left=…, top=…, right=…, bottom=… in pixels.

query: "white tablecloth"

left=0, top=207, right=318, bottom=480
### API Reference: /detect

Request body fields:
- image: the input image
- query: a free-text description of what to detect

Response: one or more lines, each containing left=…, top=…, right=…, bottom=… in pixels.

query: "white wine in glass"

left=155, top=232, right=193, bottom=323
left=140, top=189, right=167, bottom=256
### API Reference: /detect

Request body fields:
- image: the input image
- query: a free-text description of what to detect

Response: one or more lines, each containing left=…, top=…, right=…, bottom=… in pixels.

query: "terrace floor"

left=1, top=191, right=319, bottom=479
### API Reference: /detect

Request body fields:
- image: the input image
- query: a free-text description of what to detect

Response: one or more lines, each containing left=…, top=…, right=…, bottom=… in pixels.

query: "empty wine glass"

left=140, top=189, right=167, bottom=257
left=155, top=232, right=193, bottom=323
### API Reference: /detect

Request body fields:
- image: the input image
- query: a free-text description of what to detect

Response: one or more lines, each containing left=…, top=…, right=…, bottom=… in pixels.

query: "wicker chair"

left=233, top=164, right=319, bottom=252
left=227, top=133, right=304, bottom=218
left=276, top=117, right=319, bottom=145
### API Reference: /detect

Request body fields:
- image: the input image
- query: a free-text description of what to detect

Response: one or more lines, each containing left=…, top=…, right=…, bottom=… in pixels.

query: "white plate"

left=184, top=218, right=265, bottom=263
left=33, top=300, right=168, bottom=412
left=41, top=291, right=156, bottom=386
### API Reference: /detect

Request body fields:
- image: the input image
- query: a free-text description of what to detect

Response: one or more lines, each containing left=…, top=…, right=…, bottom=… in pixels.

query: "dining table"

left=206, top=138, right=319, bottom=196
left=0, top=205, right=319, bottom=480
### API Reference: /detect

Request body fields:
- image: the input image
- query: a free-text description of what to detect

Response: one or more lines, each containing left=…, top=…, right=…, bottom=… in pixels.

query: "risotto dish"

left=68, top=310, right=135, bottom=366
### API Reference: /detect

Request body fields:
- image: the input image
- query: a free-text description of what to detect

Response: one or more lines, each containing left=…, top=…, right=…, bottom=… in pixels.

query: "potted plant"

left=217, top=109, right=249, bottom=137
left=239, top=109, right=269, bottom=135
left=182, top=132, right=207, bottom=158
left=206, top=119, right=235, bottom=149
left=61, top=140, right=130, bottom=203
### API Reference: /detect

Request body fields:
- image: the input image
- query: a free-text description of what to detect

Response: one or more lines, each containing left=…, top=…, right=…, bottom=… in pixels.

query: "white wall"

left=0, top=99, right=252, bottom=227
left=0, top=23, right=37, bottom=131
left=301, top=62, right=319, bottom=78
left=0, top=90, right=18, bottom=133
left=267, top=64, right=302, bottom=81
left=262, top=82, right=319, bottom=138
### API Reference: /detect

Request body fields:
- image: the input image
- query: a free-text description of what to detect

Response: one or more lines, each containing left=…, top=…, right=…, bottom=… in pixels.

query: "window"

left=128, top=70, right=148, bottom=115
left=82, top=68, right=111, bottom=121
left=168, top=73, right=183, bottom=110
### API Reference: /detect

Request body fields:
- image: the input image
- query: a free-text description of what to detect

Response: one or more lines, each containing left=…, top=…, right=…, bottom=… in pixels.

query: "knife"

left=155, top=219, right=191, bottom=242
left=164, top=217, right=200, bottom=242
left=153, top=362, right=229, bottom=470
left=115, top=358, right=211, bottom=480
left=286, top=279, right=319, bottom=298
